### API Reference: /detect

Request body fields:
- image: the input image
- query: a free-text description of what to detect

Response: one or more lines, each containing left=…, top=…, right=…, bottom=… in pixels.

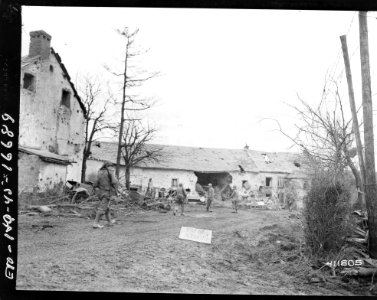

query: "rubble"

left=317, top=209, right=376, bottom=291
left=238, top=196, right=282, bottom=210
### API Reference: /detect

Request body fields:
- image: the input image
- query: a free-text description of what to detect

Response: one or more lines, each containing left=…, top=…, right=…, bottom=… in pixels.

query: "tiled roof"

left=90, top=142, right=259, bottom=172
left=89, top=142, right=306, bottom=176
left=247, top=150, right=307, bottom=175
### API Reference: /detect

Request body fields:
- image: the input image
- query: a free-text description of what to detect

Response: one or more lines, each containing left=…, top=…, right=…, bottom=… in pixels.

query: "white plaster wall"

left=38, top=161, right=67, bottom=191
left=85, top=159, right=307, bottom=208
left=20, top=58, right=51, bottom=149
left=20, top=53, right=86, bottom=184
left=86, top=160, right=198, bottom=191
left=229, top=171, right=259, bottom=190
left=129, top=167, right=198, bottom=191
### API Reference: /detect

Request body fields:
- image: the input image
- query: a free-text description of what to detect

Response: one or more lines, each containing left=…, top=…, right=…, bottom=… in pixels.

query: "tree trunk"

left=359, top=11, right=377, bottom=258
left=81, top=149, right=87, bottom=183
left=125, top=167, right=131, bottom=190
left=345, top=153, right=363, bottom=208
left=115, top=41, right=129, bottom=179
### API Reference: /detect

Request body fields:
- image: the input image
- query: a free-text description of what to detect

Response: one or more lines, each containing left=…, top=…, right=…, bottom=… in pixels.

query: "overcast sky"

left=21, top=7, right=377, bottom=152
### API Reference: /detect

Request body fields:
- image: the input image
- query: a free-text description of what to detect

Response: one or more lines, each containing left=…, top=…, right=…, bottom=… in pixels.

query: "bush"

left=303, top=170, right=351, bottom=258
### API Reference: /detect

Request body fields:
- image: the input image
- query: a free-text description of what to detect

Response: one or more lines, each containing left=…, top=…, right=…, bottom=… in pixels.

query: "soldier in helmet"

left=173, top=183, right=187, bottom=216
left=230, top=185, right=239, bottom=213
left=92, top=162, right=118, bottom=228
left=206, top=183, right=215, bottom=212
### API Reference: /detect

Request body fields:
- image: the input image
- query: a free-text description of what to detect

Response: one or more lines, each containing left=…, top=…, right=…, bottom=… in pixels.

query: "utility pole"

left=340, top=34, right=366, bottom=208
left=359, top=11, right=377, bottom=258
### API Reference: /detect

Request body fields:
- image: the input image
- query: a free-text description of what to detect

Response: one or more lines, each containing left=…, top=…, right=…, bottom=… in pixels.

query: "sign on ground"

left=179, top=227, right=212, bottom=244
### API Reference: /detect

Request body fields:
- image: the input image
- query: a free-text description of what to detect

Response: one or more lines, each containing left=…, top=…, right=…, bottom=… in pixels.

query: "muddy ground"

left=17, top=202, right=357, bottom=295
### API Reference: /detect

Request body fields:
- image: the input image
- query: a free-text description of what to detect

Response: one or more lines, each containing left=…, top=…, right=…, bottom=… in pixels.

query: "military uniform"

left=93, top=167, right=118, bottom=217
left=231, top=188, right=239, bottom=213
left=207, top=186, right=215, bottom=211
left=174, top=185, right=187, bottom=216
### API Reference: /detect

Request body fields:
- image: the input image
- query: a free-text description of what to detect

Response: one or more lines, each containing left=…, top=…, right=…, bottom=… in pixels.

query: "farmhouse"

left=18, top=30, right=86, bottom=193
left=86, top=142, right=308, bottom=208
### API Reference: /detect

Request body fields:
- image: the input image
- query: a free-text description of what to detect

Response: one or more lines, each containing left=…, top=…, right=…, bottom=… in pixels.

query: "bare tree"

left=264, top=82, right=364, bottom=206
left=120, top=120, right=162, bottom=189
left=78, top=75, right=112, bottom=183
left=105, top=27, right=159, bottom=179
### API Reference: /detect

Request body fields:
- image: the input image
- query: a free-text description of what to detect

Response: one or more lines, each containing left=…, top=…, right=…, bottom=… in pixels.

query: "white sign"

left=179, top=227, right=212, bottom=244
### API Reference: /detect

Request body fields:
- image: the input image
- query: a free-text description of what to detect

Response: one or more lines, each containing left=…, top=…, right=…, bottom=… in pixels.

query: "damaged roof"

left=21, top=48, right=87, bottom=116
left=19, top=146, right=75, bottom=165
left=89, top=142, right=260, bottom=173
left=247, top=150, right=308, bottom=178
left=89, top=142, right=305, bottom=176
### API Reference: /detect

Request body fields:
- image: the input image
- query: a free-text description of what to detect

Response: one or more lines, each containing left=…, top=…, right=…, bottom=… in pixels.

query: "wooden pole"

left=359, top=11, right=377, bottom=258
left=340, top=34, right=366, bottom=208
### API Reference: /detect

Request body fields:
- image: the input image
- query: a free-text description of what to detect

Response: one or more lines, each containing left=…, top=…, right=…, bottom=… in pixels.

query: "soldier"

left=92, top=162, right=118, bottom=228
left=206, top=183, right=215, bottom=212
left=230, top=185, right=239, bottom=213
left=173, top=183, right=187, bottom=216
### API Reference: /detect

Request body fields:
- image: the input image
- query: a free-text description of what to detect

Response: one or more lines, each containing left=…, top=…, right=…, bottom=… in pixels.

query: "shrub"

left=303, top=170, right=351, bottom=258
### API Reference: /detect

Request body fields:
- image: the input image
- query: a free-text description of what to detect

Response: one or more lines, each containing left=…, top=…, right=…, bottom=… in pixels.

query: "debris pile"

left=306, top=210, right=377, bottom=295
left=240, top=196, right=281, bottom=210
left=338, top=211, right=377, bottom=279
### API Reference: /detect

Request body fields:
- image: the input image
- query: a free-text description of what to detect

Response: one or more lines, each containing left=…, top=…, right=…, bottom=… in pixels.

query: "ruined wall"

left=229, top=171, right=259, bottom=190
left=285, top=178, right=307, bottom=209
left=129, top=168, right=197, bottom=192
left=38, top=161, right=67, bottom=191
left=20, top=53, right=86, bottom=183
left=18, top=152, right=67, bottom=193
left=18, top=152, right=41, bottom=193
left=85, top=160, right=198, bottom=191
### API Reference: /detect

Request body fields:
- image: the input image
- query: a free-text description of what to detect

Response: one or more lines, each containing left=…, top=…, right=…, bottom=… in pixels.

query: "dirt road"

left=16, top=203, right=352, bottom=295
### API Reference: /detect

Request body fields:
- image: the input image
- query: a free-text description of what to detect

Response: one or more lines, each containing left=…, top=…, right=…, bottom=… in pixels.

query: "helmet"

left=101, top=161, right=112, bottom=169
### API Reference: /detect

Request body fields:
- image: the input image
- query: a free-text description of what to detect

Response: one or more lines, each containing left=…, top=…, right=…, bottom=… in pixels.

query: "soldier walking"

left=230, top=185, right=239, bottom=213
left=173, top=183, right=187, bottom=216
left=206, top=183, right=215, bottom=212
left=92, top=162, right=118, bottom=228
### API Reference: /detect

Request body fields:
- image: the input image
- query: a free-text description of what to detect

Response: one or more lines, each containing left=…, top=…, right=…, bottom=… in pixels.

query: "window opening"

left=172, top=178, right=178, bottom=187
left=278, top=177, right=285, bottom=188
left=23, top=73, right=35, bottom=91
left=61, top=90, right=71, bottom=109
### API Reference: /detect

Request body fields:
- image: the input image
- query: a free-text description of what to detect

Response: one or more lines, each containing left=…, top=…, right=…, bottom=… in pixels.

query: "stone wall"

left=18, top=152, right=41, bottom=194
left=19, top=52, right=86, bottom=184
left=85, top=159, right=307, bottom=208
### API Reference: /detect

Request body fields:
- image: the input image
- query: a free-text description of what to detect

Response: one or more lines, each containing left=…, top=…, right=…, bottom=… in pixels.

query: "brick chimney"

left=29, top=30, right=52, bottom=59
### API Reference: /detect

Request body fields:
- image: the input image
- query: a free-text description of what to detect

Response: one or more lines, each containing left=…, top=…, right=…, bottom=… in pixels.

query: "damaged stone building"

left=18, top=30, right=86, bottom=193
left=86, top=142, right=308, bottom=208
